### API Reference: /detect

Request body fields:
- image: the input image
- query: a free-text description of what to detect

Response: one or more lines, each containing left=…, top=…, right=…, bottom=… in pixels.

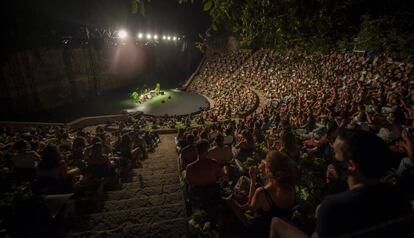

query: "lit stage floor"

left=127, top=89, right=209, bottom=116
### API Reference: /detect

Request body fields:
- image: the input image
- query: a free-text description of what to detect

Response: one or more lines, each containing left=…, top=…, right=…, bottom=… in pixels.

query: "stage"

left=127, top=89, right=209, bottom=116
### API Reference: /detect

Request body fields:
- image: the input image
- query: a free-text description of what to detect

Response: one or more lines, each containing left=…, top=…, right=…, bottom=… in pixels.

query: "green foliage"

left=188, top=209, right=219, bottom=238
left=175, top=0, right=414, bottom=54
left=203, top=0, right=213, bottom=11
left=242, top=157, right=256, bottom=168
left=0, top=181, right=36, bottom=236
left=355, top=13, right=414, bottom=57
left=254, top=142, right=267, bottom=156
left=292, top=154, right=329, bottom=230
left=219, top=179, right=233, bottom=197
left=131, top=0, right=151, bottom=15
left=131, top=91, right=140, bottom=102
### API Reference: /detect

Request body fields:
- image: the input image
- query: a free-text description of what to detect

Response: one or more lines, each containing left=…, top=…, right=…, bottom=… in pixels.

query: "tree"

left=136, top=0, right=414, bottom=55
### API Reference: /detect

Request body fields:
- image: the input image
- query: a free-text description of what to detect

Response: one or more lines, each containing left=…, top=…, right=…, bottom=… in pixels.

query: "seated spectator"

left=207, top=134, right=233, bottom=166
left=36, top=144, right=73, bottom=194
left=229, top=151, right=296, bottom=237
left=176, top=128, right=186, bottom=149
left=377, top=107, right=405, bottom=143
left=397, top=129, right=414, bottom=175
left=86, top=142, right=115, bottom=177
left=223, top=127, right=235, bottom=146
left=180, top=134, right=198, bottom=169
left=12, top=140, right=40, bottom=180
left=59, top=132, right=72, bottom=152
left=185, top=140, right=227, bottom=188
left=84, top=137, right=103, bottom=159
left=235, top=129, right=255, bottom=161
left=115, top=134, right=141, bottom=168
left=270, top=129, right=411, bottom=238
left=12, top=139, right=40, bottom=169
left=68, top=136, right=87, bottom=172
left=97, top=133, right=113, bottom=155
left=279, top=130, right=299, bottom=161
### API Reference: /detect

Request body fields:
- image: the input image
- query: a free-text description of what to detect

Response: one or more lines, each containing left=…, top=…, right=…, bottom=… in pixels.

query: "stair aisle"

left=66, top=134, right=186, bottom=238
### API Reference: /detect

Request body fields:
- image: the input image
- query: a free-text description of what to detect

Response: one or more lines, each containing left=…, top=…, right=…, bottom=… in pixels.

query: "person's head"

left=215, top=134, right=224, bottom=147
left=14, top=139, right=30, bottom=153
left=96, top=126, right=104, bottom=134
left=40, top=144, right=61, bottom=169
left=72, top=136, right=86, bottom=152
left=391, top=107, right=406, bottom=125
left=197, top=139, right=210, bottom=158
left=200, top=130, right=208, bottom=140
left=260, top=151, right=296, bottom=188
left=333, top=129, right=392, bottom=182
left=280, top=130, right=298, bottom=156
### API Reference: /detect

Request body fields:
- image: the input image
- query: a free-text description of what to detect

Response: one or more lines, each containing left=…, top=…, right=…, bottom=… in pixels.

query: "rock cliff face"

left=0, top=44, right=198, bottom=116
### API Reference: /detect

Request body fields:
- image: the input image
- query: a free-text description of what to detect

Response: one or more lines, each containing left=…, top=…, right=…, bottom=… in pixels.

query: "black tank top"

left=259, top=187, right=292, bottom=218
left=255, top=187, right=293, bottom=237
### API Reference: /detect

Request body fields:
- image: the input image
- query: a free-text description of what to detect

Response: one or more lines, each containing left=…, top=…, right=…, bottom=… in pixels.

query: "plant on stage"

left=155, top=83, right=161, bottom=91
left=131, top=91, right=140, bottom=103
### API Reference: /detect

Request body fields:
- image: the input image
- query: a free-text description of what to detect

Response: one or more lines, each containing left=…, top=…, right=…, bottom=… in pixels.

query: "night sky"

left=4, top=0, right=210, bottom=42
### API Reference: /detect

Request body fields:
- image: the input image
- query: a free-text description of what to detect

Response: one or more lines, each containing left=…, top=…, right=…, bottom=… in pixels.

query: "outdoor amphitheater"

left=1, top=1, right=414, bottom=238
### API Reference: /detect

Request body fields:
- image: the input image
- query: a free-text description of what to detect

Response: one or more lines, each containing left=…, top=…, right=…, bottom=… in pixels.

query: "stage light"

left=118, top=30, right=128, bottom=39
left=154, top=34, right=158, bottom=40
left=146, top=34, right=152, bottom=39
left=138, top=33, right=143, bottom=39
left=178, top=37, right=181, bottom=41
left=162, top=35, right=166, bottom=40
left=167, top=36, right=171, bottom=41
left=173, top=36, right=177, bottom=41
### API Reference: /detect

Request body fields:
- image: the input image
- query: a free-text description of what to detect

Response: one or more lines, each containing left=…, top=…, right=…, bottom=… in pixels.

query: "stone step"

left=122, top=172, right=179, bottom=184
left=104, top=183, right=181, bottom=201
left=121, top=176, right=179, bottom=190
left=139, top=163, right=177, bottom=170
left=66, top=217, right=186, bottom=238
left=69, top=203, right=185, bottom=233
left=134, top=167, right=178, bottom=174
left=98, top=192, right=183, bottom=213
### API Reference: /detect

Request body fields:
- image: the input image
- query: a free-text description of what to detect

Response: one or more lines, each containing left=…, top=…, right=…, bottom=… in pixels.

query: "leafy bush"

left=188, top=209, right=219, bottom=238
left=292, top=153, right=329, bottom=233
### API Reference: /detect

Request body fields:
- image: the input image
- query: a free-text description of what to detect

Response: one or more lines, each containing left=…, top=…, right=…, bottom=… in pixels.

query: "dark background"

left=3, top=0, right=210, bottom=50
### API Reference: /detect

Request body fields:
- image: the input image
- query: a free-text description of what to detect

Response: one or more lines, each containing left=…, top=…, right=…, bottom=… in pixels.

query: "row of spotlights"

left=117, top=30, right=180, bottom=41
left=139, top=33, right=179, bottom=41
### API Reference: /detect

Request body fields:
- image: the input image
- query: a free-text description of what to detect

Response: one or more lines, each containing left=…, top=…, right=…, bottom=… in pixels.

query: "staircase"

left=66, top=134, right=186, bottom=238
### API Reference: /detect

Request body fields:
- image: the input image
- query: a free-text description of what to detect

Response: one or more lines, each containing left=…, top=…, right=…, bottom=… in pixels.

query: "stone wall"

left=0, top=44, right=199, bottom=116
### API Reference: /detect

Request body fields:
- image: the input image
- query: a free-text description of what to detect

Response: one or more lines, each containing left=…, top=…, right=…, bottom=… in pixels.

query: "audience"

left=207, top=134, right=233, bottom=166
left=269, top=129, right=411, bottom=238
left=1, top=48, right=413, bottom=237
left=185, top=140, right=227, bottom=188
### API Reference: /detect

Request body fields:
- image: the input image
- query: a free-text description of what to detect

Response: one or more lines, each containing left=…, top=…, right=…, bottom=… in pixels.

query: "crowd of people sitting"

left=178, top=49, right=414, bottom=237
left=0, top=120, right=160, bottom=200
left=188, top=50, right=259, bottom=118
left=1, top=48, right=414, bottom=237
